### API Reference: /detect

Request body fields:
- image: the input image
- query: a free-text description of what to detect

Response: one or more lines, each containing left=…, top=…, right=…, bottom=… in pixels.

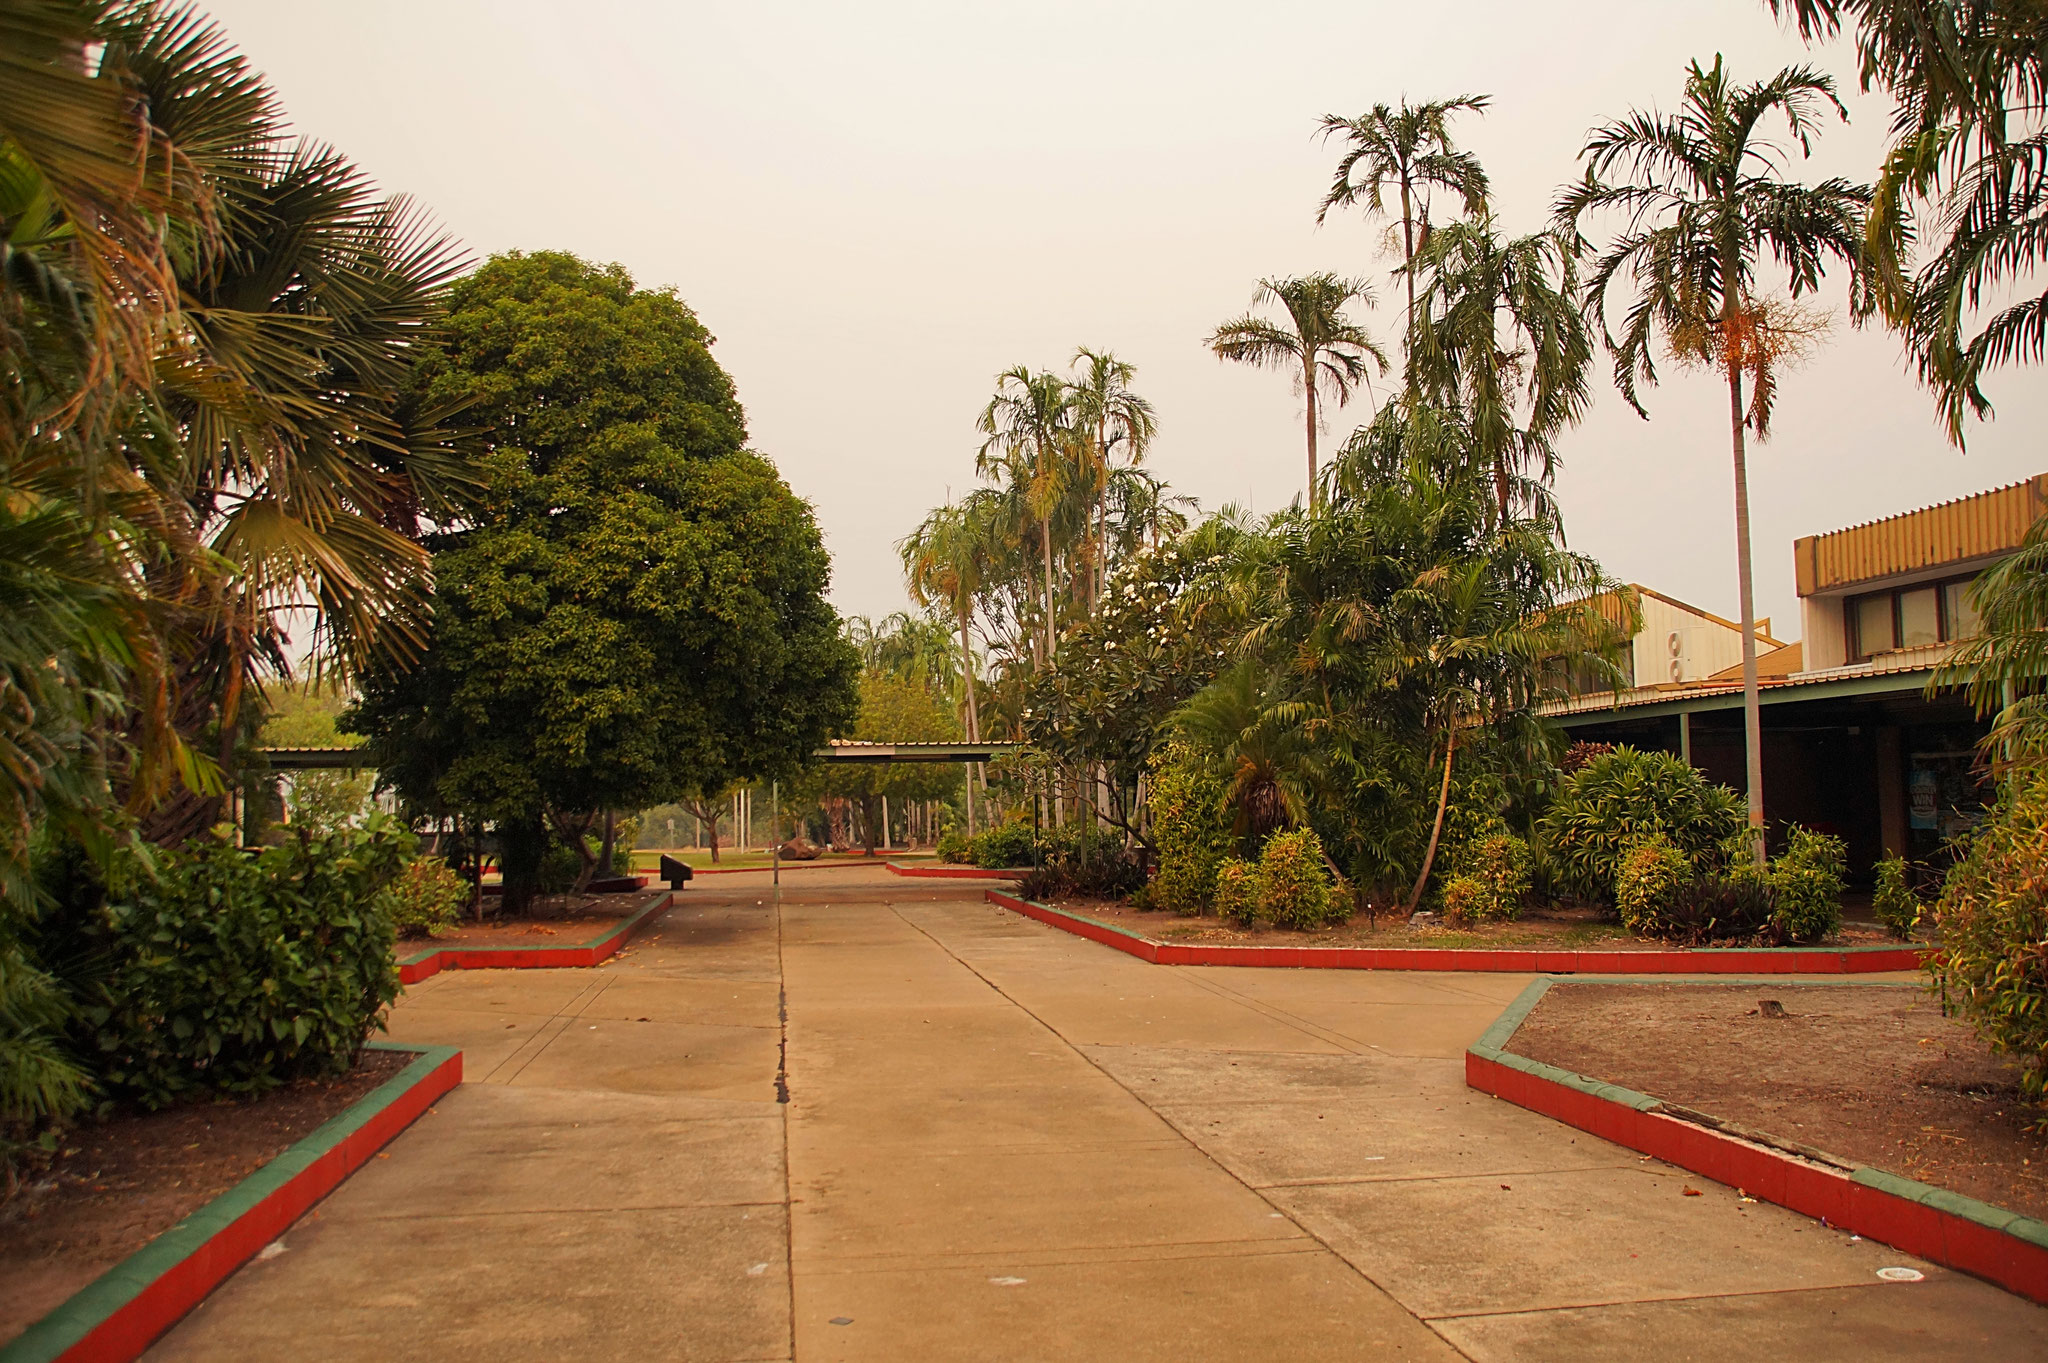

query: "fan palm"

left=1771, top=0, right=2048, bottom=441
left=1208, top=274, right=1389, bottom=509
left=1408, top=216, right=1592, bottom=520
left=1557, top=55, right=1869, bottom=860
left=1318, top=96, right=1492, bottom=334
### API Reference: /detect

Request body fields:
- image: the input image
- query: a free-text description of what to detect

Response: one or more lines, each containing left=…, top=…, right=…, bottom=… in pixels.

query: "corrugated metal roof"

left=1544, top=646, right=1950, bottom=718
left=1794, top=474, right=2048, bottom=596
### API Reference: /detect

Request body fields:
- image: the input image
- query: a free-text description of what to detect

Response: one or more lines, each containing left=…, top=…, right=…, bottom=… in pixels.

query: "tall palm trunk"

left=1400, top=176, right=1417, bottom=338
left=1303, top=357, right=1321, bottom=509
left=955, top=597, right=980, bottom=836
left=1407, top=724, right=1456, bottom=912
left=1040, top=514, right=1056, bottom=664
left=1727, top=349, right=1766, bottom=866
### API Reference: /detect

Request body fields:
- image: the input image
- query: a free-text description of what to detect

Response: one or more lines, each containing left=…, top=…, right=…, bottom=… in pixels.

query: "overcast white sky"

left=205, top=0, right=2045, bottom=639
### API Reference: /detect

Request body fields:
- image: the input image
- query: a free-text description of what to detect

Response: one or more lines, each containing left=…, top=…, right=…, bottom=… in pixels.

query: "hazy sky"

left=204, top=1, right=2045, bottom=639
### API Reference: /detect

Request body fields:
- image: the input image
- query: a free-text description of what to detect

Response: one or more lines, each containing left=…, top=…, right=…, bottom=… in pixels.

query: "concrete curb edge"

left=0, top=1042, right=463, bottom=1363
left=981, top=890, right=1934, bottom=974
left=1464, top=980, right=2048, bottom=1304
left=887, top=862, right=1026, bottom=880
left=396, top=891, right=674, bottom=984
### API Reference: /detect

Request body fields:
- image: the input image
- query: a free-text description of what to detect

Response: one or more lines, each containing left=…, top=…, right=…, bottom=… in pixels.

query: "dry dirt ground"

left=133, top=866, right=2048, bottom=1361
left=0, top=1050, right=407, bottom=1347
left=1507, top=981, right=2048, bottom=1222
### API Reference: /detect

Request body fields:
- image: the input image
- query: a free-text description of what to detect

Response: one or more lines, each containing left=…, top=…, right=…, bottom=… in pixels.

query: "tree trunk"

left=1400, top=175, right=1417, bottom=340
left=598, top=810, right=617, bottom=878
left=1406, top=726, right=1457, bottom=913
left=956, top=600, right=979, bottom=836
left=1304, top=361, right=1320, bottom=509
left=1727, top=359, right=1767, bottom=866
left=499, top=812, right=548, bottom=918
left=1041, top=514, right=1056, bottom=664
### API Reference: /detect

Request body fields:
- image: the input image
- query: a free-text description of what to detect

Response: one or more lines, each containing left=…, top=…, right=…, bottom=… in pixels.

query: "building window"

left=1848, top=574, right=1983, bottom=662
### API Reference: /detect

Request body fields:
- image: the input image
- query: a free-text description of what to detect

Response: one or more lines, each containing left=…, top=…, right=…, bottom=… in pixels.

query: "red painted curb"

left=988, top=891, right=1159, bottom=963
left=397, top=892, right=674, bottom=984
left=983, top=890, right=1932, bottom=974
left=48, top=1047, right=461, bottom=1363
left=1466, top=1048, right=2048, bottom=1304
left=887, top=862, right=1024, bottom=880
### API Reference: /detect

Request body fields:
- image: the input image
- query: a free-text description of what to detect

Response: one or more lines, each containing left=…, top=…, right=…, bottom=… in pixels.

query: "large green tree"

left=352, top=252, right=857, bottom=908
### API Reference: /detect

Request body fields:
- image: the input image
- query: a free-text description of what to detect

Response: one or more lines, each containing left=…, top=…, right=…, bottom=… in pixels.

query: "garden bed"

left=1038, top=896, right=1909, bottom=952
left=423, top=887, right=653, bottom=949
left=397, top=890, right=672, bottom=983
left=1504, top=982, right=2048, bottom=1223
left=1, top=1049, right=411, bottom=1352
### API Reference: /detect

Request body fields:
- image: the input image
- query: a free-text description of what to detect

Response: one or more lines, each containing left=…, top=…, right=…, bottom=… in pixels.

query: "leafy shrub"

left=1146, top=743, right=1230, bottom=914
left=1659, top=865, right=1778, bottom=944
left=1444, top=832, right=1531, bottom=924
left=1615, top=829, right=1841, bottom=946
left=1438, top=874, right=1486, bottom=926
left=1873, top=855, right=1920, bottom=940
left=606, top=816, right=641, bottom=874
left=85, top=818, right=409, bottom=1109
left=1539, top=746, right=1745, bottom=903
left=1, top=940, right=93, bottom=1171
left=1614, top=835, right=1689, bottom=935
left=935, top=829, right=972, bottom=864
left=389, top=856, right=468, bottom=939
left=1560, top=740, right=1616, bottom=775
left=969, top=822, right=1037, bottom=869
left=1928, top=772, right=2048, bottom=1122
left=1258, top=829, right=1340, bottom=929
left=1213, top=857, right=1260, bottom=925
left=1770, top=826, right=1844, bottom=944
left=1015, top=831, right=1147, bottom=902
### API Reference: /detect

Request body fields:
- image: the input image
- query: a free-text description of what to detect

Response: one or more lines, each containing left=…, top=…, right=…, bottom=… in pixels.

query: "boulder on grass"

left=778, top=836, right=824, bottom=861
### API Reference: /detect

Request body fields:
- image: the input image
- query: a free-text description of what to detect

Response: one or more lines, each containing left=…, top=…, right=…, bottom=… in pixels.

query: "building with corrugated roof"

left=1550, top=474, right=2046, bottom=879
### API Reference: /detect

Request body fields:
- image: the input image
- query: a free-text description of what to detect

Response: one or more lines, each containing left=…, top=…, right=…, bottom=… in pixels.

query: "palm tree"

left=1407, top=216, right=1593, bottom=520
left=1066, top=349, right=1156, bottom=603
left=978, top=366, right=1080, bottom=666
left=1557, top=56, right=1869, bottom=861
left=1318, top=97, right=1492, bottom=334
left=1770, top=0, right=2048, bottom=441
left=900, top=503, right=988, bottom=831
left=1208, top=274, right=1389, bottom=510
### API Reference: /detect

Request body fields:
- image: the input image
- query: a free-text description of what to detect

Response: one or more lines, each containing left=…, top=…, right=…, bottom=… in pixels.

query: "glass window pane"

left=1900, top=586, right=1940, bottom=648
left=1855, top=594, right=1895, bottom=657
left=1945, top=579, right=1982, bottom=640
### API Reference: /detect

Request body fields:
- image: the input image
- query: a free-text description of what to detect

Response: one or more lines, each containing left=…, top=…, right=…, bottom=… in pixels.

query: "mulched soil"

left=411, top=889, right=653, bottom=950
left=0, top=1048, right=410, bottom=1348
left=1045, top=897, right=1908, bottom=951
left=1508, top=982, right=2048, bottom=1224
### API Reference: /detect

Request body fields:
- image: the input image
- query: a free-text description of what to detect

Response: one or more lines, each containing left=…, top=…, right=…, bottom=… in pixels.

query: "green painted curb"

left=0, top=1042, right=457, bottom=1363
left=1473, top=978, right=1553, bottom=1052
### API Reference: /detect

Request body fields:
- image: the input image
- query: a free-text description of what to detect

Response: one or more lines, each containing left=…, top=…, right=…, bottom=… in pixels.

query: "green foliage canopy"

left=353, top=252, right=859, bottom=837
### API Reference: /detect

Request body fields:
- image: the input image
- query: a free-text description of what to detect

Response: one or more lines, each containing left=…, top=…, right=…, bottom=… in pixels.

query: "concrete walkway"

left=148, top=868, right=2048, bottom=1360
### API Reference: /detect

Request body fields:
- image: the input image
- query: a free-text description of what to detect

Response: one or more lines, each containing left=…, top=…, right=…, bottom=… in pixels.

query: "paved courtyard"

left=149, top=867, right=2048, bottom=1360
